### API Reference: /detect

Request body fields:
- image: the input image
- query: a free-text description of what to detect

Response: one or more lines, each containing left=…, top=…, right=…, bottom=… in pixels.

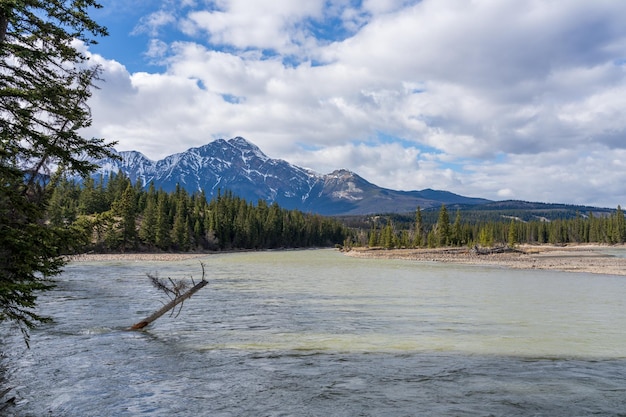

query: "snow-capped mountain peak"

left=89, top=137, right=490, bottom=215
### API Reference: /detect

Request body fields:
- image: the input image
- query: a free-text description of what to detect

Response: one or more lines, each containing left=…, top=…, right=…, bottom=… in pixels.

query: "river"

left=2, top=249, right=626, bottom=416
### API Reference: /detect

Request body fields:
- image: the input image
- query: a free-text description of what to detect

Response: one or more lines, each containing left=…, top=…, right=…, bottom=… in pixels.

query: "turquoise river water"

left=1, top=249, right=626, bottom=416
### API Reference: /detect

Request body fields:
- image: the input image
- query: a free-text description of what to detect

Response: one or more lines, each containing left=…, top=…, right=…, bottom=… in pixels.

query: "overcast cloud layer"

left=85, top=0, right=626, bottom=207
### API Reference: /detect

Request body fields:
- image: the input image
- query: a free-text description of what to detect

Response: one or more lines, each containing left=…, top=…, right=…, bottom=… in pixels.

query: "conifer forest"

left=352, top=204, right=626, bottom=249
left=49, top=173, right=348, bottom=253
left=49, top=173, right=626, bottom=255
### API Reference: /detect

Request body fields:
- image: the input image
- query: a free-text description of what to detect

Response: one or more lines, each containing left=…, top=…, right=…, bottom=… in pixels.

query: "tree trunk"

left=129, top=279, right=209, bottom=330
left=0, top=11, right=8, bottom=45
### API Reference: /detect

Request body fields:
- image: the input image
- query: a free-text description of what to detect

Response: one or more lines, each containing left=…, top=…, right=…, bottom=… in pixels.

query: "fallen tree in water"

left=129, top=262, right=209, bottom=330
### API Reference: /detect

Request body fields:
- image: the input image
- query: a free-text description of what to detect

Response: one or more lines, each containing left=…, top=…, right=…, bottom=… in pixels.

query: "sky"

left=81, top=0, right=626, bottom=208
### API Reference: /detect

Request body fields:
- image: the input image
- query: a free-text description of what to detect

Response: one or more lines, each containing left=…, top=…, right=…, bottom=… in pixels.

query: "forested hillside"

left=48, top=172, right=626, bottom=254
left=347, top=205, right=626, bottom=249
left=48, top=173, right=348, bottom=253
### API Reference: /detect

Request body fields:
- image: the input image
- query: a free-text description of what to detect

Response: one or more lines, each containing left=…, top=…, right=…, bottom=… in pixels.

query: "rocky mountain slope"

left=91, top=137, right=490, bottom=215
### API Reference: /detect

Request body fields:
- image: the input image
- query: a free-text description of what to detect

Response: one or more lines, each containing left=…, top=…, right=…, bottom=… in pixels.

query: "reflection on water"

left=2, top=249, right=626, bottom=416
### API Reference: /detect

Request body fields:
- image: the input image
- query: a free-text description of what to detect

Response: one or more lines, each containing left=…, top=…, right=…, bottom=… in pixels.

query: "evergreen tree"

left=587, top=212, right=598, bottom=242
left=399, top=230, right=410, bottom=248
left=47, top=178, right=80, bottom=226
left=264, top=202, right=282, bottom=248
left=537, top=221, right=548, bottom=243
left=436, top=204, right=450, bottom=246
left=612, top=206, right=626, bottom=244
left=78, top=176, right=103, bottom=214
left=0, top=1, right=115, bottom=341
left=171, top=194, right=190, bottom=250
left=452, top=209, right=462, bottom=246
left=427, top=229, right=437, bottom=248
left=507, top=219, right=518, bottom=247
left=155, top=192, right=171, bottom=249
left=139, top=186, right=158, bottom=245
left=193, top=218, right=203, bottom=248
left=382, top=223, right=394, bottom=249
left=368, top=227, right=379, bottom=247
left=113, top=183, right=138, bottom=251
left=413, top=207, right=423, bottom=247
left=478, top=224, right=494, bottom=247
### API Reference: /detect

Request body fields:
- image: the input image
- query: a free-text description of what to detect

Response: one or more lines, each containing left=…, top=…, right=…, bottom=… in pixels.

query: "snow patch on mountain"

left=87, top=137, right=490, bottom=215
left=332, top=181, right=364, bottom=201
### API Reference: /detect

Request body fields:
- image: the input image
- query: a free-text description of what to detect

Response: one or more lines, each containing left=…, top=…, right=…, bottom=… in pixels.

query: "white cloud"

left=145, top=39, right=169, bottom=59
left=362, top=0, right=413, bottom=15
left=85, top=0, right=626, bottom=207
left=132, top=10, right=176, bottom=37
left=461, top=146, right=626, bottom=208
left=182, top=0, right=324, bottom=53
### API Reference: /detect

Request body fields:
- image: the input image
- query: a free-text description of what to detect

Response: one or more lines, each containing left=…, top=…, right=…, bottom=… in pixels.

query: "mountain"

left=90, top=137, right=490, bottom=215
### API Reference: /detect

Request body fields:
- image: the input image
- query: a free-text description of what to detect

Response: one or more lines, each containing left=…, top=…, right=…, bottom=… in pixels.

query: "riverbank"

left=66, top=252, right=210, bottom=262
left=343, top=244, right=626, bottom=276
left=65, top=248, right=323, bottom=263
left=66, top=245, right=626, bottom=276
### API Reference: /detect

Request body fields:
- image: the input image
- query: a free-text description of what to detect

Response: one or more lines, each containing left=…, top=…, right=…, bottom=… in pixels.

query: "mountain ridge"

left=90, top=137, right=491, bottom=215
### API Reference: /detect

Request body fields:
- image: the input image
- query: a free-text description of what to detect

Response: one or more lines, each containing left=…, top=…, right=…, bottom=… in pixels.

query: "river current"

left=2, top=249, right=626, bottom=416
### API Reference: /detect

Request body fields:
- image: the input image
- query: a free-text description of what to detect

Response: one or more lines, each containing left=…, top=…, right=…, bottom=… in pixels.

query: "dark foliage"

left=0, top=1, right=116, bottom=342
left=346, top=204, right=626, bottom=249
left=49, top=173, right=350, bottom=252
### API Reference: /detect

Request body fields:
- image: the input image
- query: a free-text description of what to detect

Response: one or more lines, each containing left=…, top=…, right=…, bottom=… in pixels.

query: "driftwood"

left=470, top=245, right=525, bottom=255
left=129, top=262, right=209, bottom=330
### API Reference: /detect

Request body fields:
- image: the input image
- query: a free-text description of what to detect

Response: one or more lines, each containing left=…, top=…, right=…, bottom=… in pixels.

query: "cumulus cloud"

left=85, top=0, right=626, bottom=207
left=181, top=0, right=325, bottom=54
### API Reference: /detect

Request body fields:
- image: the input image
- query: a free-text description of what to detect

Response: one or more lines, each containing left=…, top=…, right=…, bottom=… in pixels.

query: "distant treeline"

left=347, top=205, right=626, bottom=249
left=48, top=173, right=348, bottom=253
left=49, top=173, right=625, bottom=253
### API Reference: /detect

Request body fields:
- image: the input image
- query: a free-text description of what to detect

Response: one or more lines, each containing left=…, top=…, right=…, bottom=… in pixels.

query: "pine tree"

left=507, top=219, right=518, bottom=248
left=478, top=224, right=494, bottom=247
left=113, top=183, right=137, bottom=251
left=193, top=218, right=203, bottom=248
left=155, top=192, right=171, bottom=250
left=382, top=223, right=394, bottom=249
left=427, top=229, right=437, bottom=248
left=78, top=176, right=102, bottom=214
left=452, top=209, right=462, bottom=246
left=368, top=227, right=379, bottom=247
left=399, top=230, right=410, bottom=248
left=612, top=206, right=626, bottom=244
left=413, top=207, right=423, bottom=247
left=171, top=195, right=190, bottom=251
left=437, top=204, right=450, bottom=246
left=0, top=1, right=115, bottom=341
left=139, top=186, right=158, bottom=245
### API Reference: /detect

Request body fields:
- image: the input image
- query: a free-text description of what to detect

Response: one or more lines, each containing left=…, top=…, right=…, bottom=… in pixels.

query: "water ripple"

left=2, top=249, right=626, bottom=416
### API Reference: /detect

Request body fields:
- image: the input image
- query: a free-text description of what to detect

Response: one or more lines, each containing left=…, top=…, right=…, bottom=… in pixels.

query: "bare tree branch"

left=129, top=262, right=208, bottom=330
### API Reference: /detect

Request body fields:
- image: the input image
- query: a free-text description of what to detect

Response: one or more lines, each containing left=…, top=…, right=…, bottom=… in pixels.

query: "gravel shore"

left=66, top=253, right=210, bottom=262
left=343, top=244, right=626, bottom=276
left=66, top=245, right=626, bottom=276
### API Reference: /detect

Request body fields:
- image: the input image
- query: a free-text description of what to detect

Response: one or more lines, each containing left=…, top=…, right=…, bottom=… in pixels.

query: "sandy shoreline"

left=343, top=244, right=626, bottom=276
left=66, top=252, right=211, bottom=262
left=66, top=245, right=626, bottom=276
